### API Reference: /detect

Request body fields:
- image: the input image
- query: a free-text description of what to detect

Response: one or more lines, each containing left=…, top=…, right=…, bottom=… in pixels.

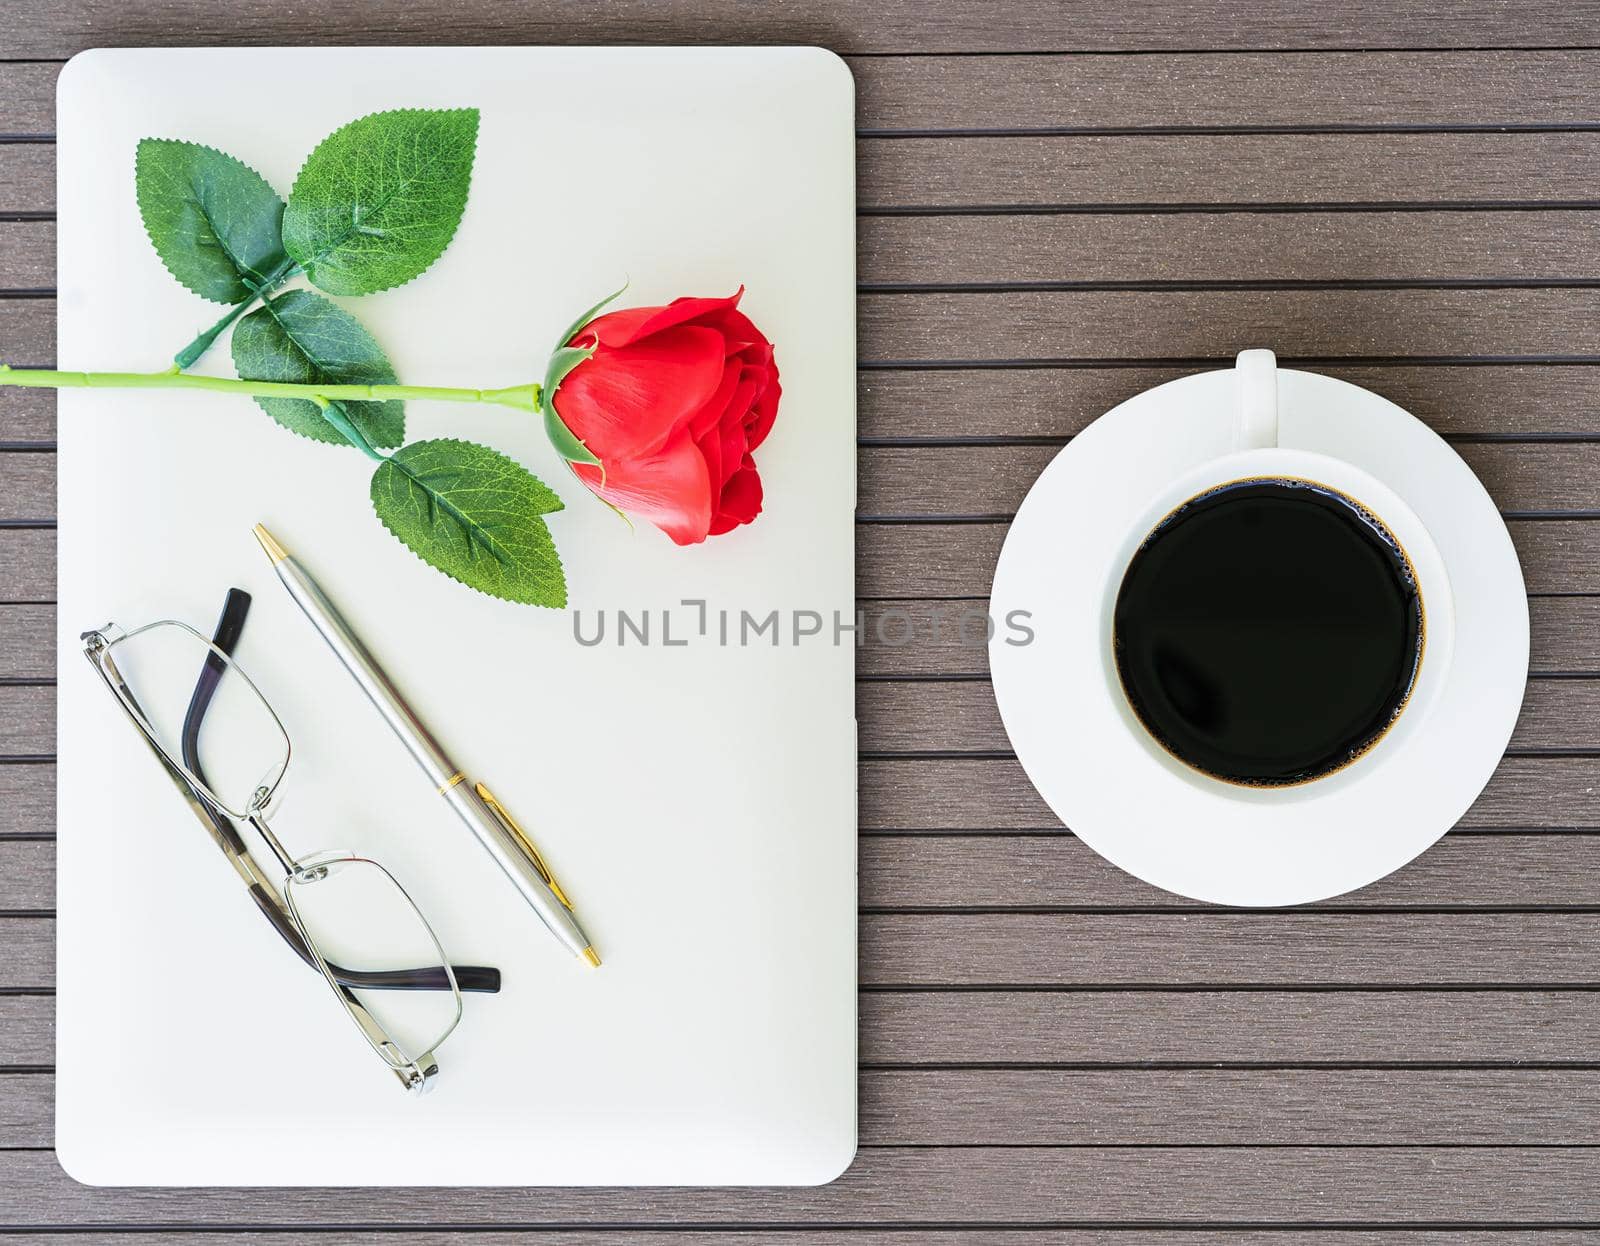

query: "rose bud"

left=539, top=288, right=780, bottom=545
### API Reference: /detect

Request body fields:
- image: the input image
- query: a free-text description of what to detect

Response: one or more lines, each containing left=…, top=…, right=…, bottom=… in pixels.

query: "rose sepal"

left=537, top=280, right=629, bottom=468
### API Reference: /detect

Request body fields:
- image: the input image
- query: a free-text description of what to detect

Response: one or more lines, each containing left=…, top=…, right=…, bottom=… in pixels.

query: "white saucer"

left=988, top=366, right=1530, bottom=906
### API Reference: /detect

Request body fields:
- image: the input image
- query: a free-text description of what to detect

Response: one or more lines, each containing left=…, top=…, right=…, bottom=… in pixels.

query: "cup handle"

left=1235, top=348, right=1279, bottom=450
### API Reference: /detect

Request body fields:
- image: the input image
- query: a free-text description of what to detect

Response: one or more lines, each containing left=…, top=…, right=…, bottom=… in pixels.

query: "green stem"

left=0, top=365, right=540, bottom=413
left=309, top=395, right=387, bottom=463
left=172, top=257, right=302, bottom=369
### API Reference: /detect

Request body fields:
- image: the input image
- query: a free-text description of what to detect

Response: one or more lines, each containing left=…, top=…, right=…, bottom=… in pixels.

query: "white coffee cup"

left=1096, top=349, right=1457, bottom=802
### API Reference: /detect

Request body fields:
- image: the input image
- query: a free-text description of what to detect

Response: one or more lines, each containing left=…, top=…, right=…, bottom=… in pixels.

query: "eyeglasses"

left=82, top=588, right=499, bottom=1093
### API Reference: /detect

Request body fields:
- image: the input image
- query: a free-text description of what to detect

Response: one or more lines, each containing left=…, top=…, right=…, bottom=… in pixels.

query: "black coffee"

left=1112, top=477, right=1423, bottom=787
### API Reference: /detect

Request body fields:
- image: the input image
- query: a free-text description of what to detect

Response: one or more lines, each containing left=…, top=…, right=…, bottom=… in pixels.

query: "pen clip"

left=474, top=783, right=574, bottom=910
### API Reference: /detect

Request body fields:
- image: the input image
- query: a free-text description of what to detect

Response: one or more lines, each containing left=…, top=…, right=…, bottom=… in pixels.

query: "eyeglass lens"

left=109, top=622, right=289, bottom=815
left=287, top=856, right=463, bottom=1066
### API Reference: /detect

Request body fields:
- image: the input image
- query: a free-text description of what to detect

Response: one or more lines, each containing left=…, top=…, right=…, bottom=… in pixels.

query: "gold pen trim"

left=437, top=771, right=466, bottom=794
left=252, top=523, right=290, bottom=565
left=474, top=783, right=575, bottom=911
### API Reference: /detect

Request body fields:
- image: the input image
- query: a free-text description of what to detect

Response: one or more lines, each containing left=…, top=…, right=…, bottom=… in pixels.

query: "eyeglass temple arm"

left=183, top=588, right=500, bottom=994
left=84, top=626, right=497, bottom=995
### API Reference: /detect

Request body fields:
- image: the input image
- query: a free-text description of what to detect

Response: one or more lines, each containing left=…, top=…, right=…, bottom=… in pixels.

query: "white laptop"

left=54, top=46, right=856, bottom=1186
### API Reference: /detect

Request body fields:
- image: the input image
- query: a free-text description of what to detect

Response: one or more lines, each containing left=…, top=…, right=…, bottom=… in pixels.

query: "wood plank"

left=862, top=989, right=1600, bottom=1065
left=0, top=917, right=54, bottom=989
left=1502, top=596, right=1600, bottom=673
left=860, top=1068, right=1600, bottom=1145
left=861, top=363, right=1600, bottom=439
left=0, top=65, right=57, bottom=137
left=863, top=912, right=1600, bottom=985
left=10, top=675, right=1599, bottom=761
left=857, top=520, right=1600, bottom=597
left=859, top=596, right=1600, bottom=678
left=863, top=210, right=1600, bottom=285
left=858, top=833, right=1600, bottom=910
left=5, top=1237, right=1593, bottom=1246
left=0, top=840, right=51, bottom=910
left=15, top=908, right=1600, bottom=990
left=13, top=832, right=1600, bottom=917
left=0, top=605, right=52, bottom=678
left=6, top=357, right=1600, bottom=468
left=0, top=765, right=52, bottom=838
left=0, top=529, right=54, bottom=601
left=9, top=443, right=1600, bottom=526
left=8, top=987, right=1600, bottom=1071
left=9, top=307, right=1600, bottom=451
left=0, top=995, right=52, bottom=1065
left=0, top=686, right=50, bottom=755
left=6, top=0, right=1600, bottom=56
left=1450, top=756, right=1600, bottom=828
left=861, top=132, right=1600, bottom=208
left=0, top=1073, right=49, bottom=1146
left=859, top=443, right=1600, bottom=517
left=856, top=50, right=1600, bottom=130
left=3, top=1146, right=1600, bottom=1224
left=0, top=299, right=54, bottom=366
left=1453, top=677, right=1588, bottom=751
left=9, top=1067, right=1600, bottom=1148
left=8, top=813, right=1600, bottom=912
left=854, top=678, right=1600, bottom=755
left=0, top=1234, right=1580, bottom=1246
left=859, top=756, right=1600, bottom=830
left=13, top=359, right=1593, bottom=465
left=0, top=222, right=52, bottom=289
left=17, top=211, right=1600, bottom=291
left=0, top=390, right=54, bottom=445
left=0, top=143, right=52, bottom=215
left=0, top=453, right=52, bottom=522
left=15, top=52, right=1600, bottom=137
left=14, top=133, right=1600, bottom=217
left=19, top=988, right=1600, bottom=1071
left=861, top=288, right=1600, bottom=363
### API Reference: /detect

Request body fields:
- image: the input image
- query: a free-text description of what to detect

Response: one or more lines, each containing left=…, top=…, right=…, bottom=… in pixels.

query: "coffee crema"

left=1112, top=477, right=1424, bottom=787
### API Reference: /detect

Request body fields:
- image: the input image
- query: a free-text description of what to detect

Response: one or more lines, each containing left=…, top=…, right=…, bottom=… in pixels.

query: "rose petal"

left=695, top=422, right=725, bottom=493
left=686, top=358, right=743, bottom=441
left=710, top=459, right=764, bottom=535
left=555, top=325, right=726, bottom=461
left=695, top=305, right=768, bottom=353
left=706, top=372, right=758, bottom=444
left=718, top=410, right=746, bottom=481
left=574, top=428, right=713, bottom=546
left=745, top=371, right=782, bottom=452
left=580, top=288, right=745, bottom=350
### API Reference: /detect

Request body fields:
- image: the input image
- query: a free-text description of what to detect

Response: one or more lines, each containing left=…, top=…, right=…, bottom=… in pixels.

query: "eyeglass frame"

left=81, top=591, right=497, bottom=1092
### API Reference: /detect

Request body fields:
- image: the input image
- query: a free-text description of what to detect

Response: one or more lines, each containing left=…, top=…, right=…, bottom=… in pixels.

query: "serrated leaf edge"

left=369, top=438, right=568, bottom=608
left=370, top=498, right=568, bottom=608
left=283, top=107, right=481, bottom=297
left=251, top=290, right=405, bottom=450
left=231, top=293, right=404, bottom=451
left=134, top=137, right=286, bottom=305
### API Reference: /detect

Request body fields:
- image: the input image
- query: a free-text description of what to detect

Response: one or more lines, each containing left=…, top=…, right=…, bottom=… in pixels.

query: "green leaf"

left=371, top=439, right=567, bottom=606
left=282, top=108, right=479, bottom=296
left=231, top=289, right=404, bottom=449
left=134, top=139, right=289, bottom=303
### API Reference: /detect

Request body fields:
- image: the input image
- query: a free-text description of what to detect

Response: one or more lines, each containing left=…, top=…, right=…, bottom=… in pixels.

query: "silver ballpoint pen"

left=252, top=523, right=600, bottom=968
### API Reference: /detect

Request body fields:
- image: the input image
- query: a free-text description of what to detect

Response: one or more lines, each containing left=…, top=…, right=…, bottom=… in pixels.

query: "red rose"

left=550, top=289, right=780, bottom=545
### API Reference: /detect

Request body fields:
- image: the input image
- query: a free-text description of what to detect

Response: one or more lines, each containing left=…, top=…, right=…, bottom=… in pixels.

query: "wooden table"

left=6, top=1, right=1600, bottom=1236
